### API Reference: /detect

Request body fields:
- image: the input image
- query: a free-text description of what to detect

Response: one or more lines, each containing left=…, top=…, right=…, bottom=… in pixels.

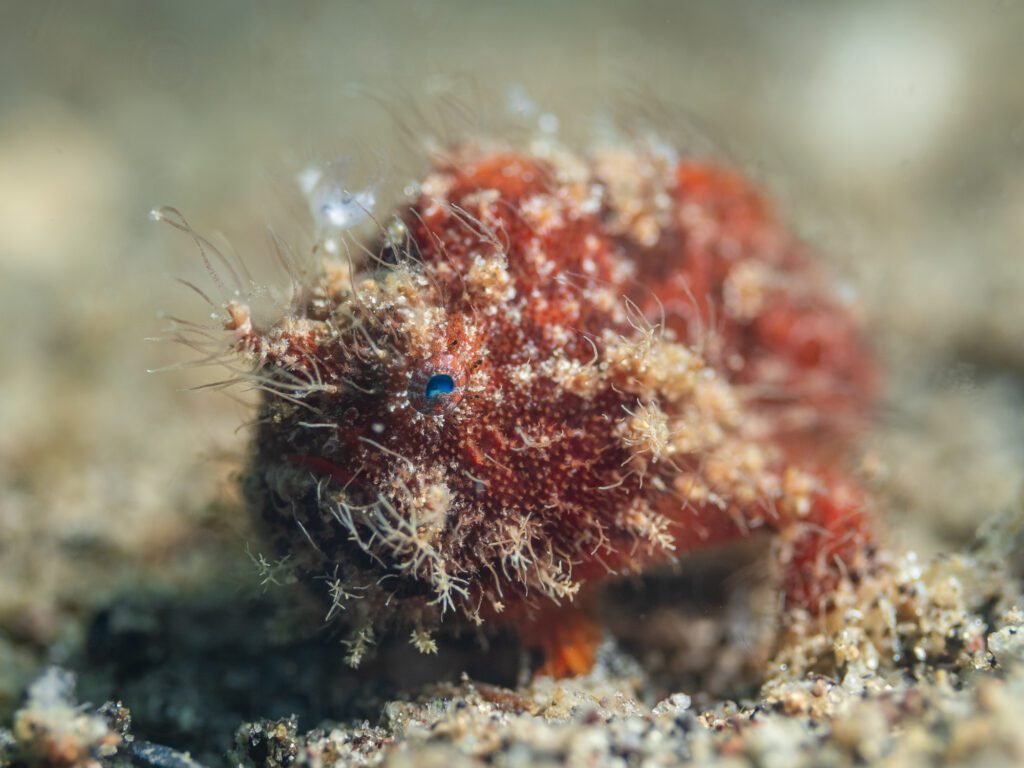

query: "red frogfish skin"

left=232, top=140, right=877, bottom=676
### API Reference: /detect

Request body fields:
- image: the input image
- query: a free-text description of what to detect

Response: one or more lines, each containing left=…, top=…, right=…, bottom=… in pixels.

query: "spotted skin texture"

left=237, top=141, right=876, bottom=676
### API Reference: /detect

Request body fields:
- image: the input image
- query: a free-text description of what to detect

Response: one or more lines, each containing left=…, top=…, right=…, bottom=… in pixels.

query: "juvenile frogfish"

left=232, top=140, right=877, bottom=676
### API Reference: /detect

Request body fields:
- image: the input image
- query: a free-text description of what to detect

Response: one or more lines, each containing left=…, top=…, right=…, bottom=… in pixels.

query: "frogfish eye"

left=411, top=367, right=462, bottom=415
left=425, top=373, right=456, bottom=400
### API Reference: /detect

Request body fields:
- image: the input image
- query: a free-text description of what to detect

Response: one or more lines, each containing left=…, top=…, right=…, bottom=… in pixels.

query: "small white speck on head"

left=300, top=159, right=376, bottom=231
left=372, top=422, right=385, bottom=434
left=835, top=278, right=859, bottom=306
left=538, top=113, right=560, bottom=135
left=505, top=83, right=539, bottom=118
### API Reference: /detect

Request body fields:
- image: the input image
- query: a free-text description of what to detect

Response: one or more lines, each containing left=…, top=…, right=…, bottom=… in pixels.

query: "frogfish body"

left=233, top=140, right=876, bottom=676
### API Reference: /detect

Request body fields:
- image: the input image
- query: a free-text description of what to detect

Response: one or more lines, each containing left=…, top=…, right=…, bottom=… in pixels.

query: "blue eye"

left=425, top=373, right=455, bottom=400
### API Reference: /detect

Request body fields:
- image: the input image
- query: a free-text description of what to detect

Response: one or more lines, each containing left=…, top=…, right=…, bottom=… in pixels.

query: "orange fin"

left=529, top=608, right=602, bottom=678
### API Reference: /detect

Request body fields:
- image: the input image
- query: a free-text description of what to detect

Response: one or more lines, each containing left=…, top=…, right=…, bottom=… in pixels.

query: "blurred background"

left=1, top=0, right=1023, bottom=752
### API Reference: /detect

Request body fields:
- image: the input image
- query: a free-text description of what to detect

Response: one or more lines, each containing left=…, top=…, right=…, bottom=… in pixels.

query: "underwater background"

left=2, top=2, right=1024, bottom=764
